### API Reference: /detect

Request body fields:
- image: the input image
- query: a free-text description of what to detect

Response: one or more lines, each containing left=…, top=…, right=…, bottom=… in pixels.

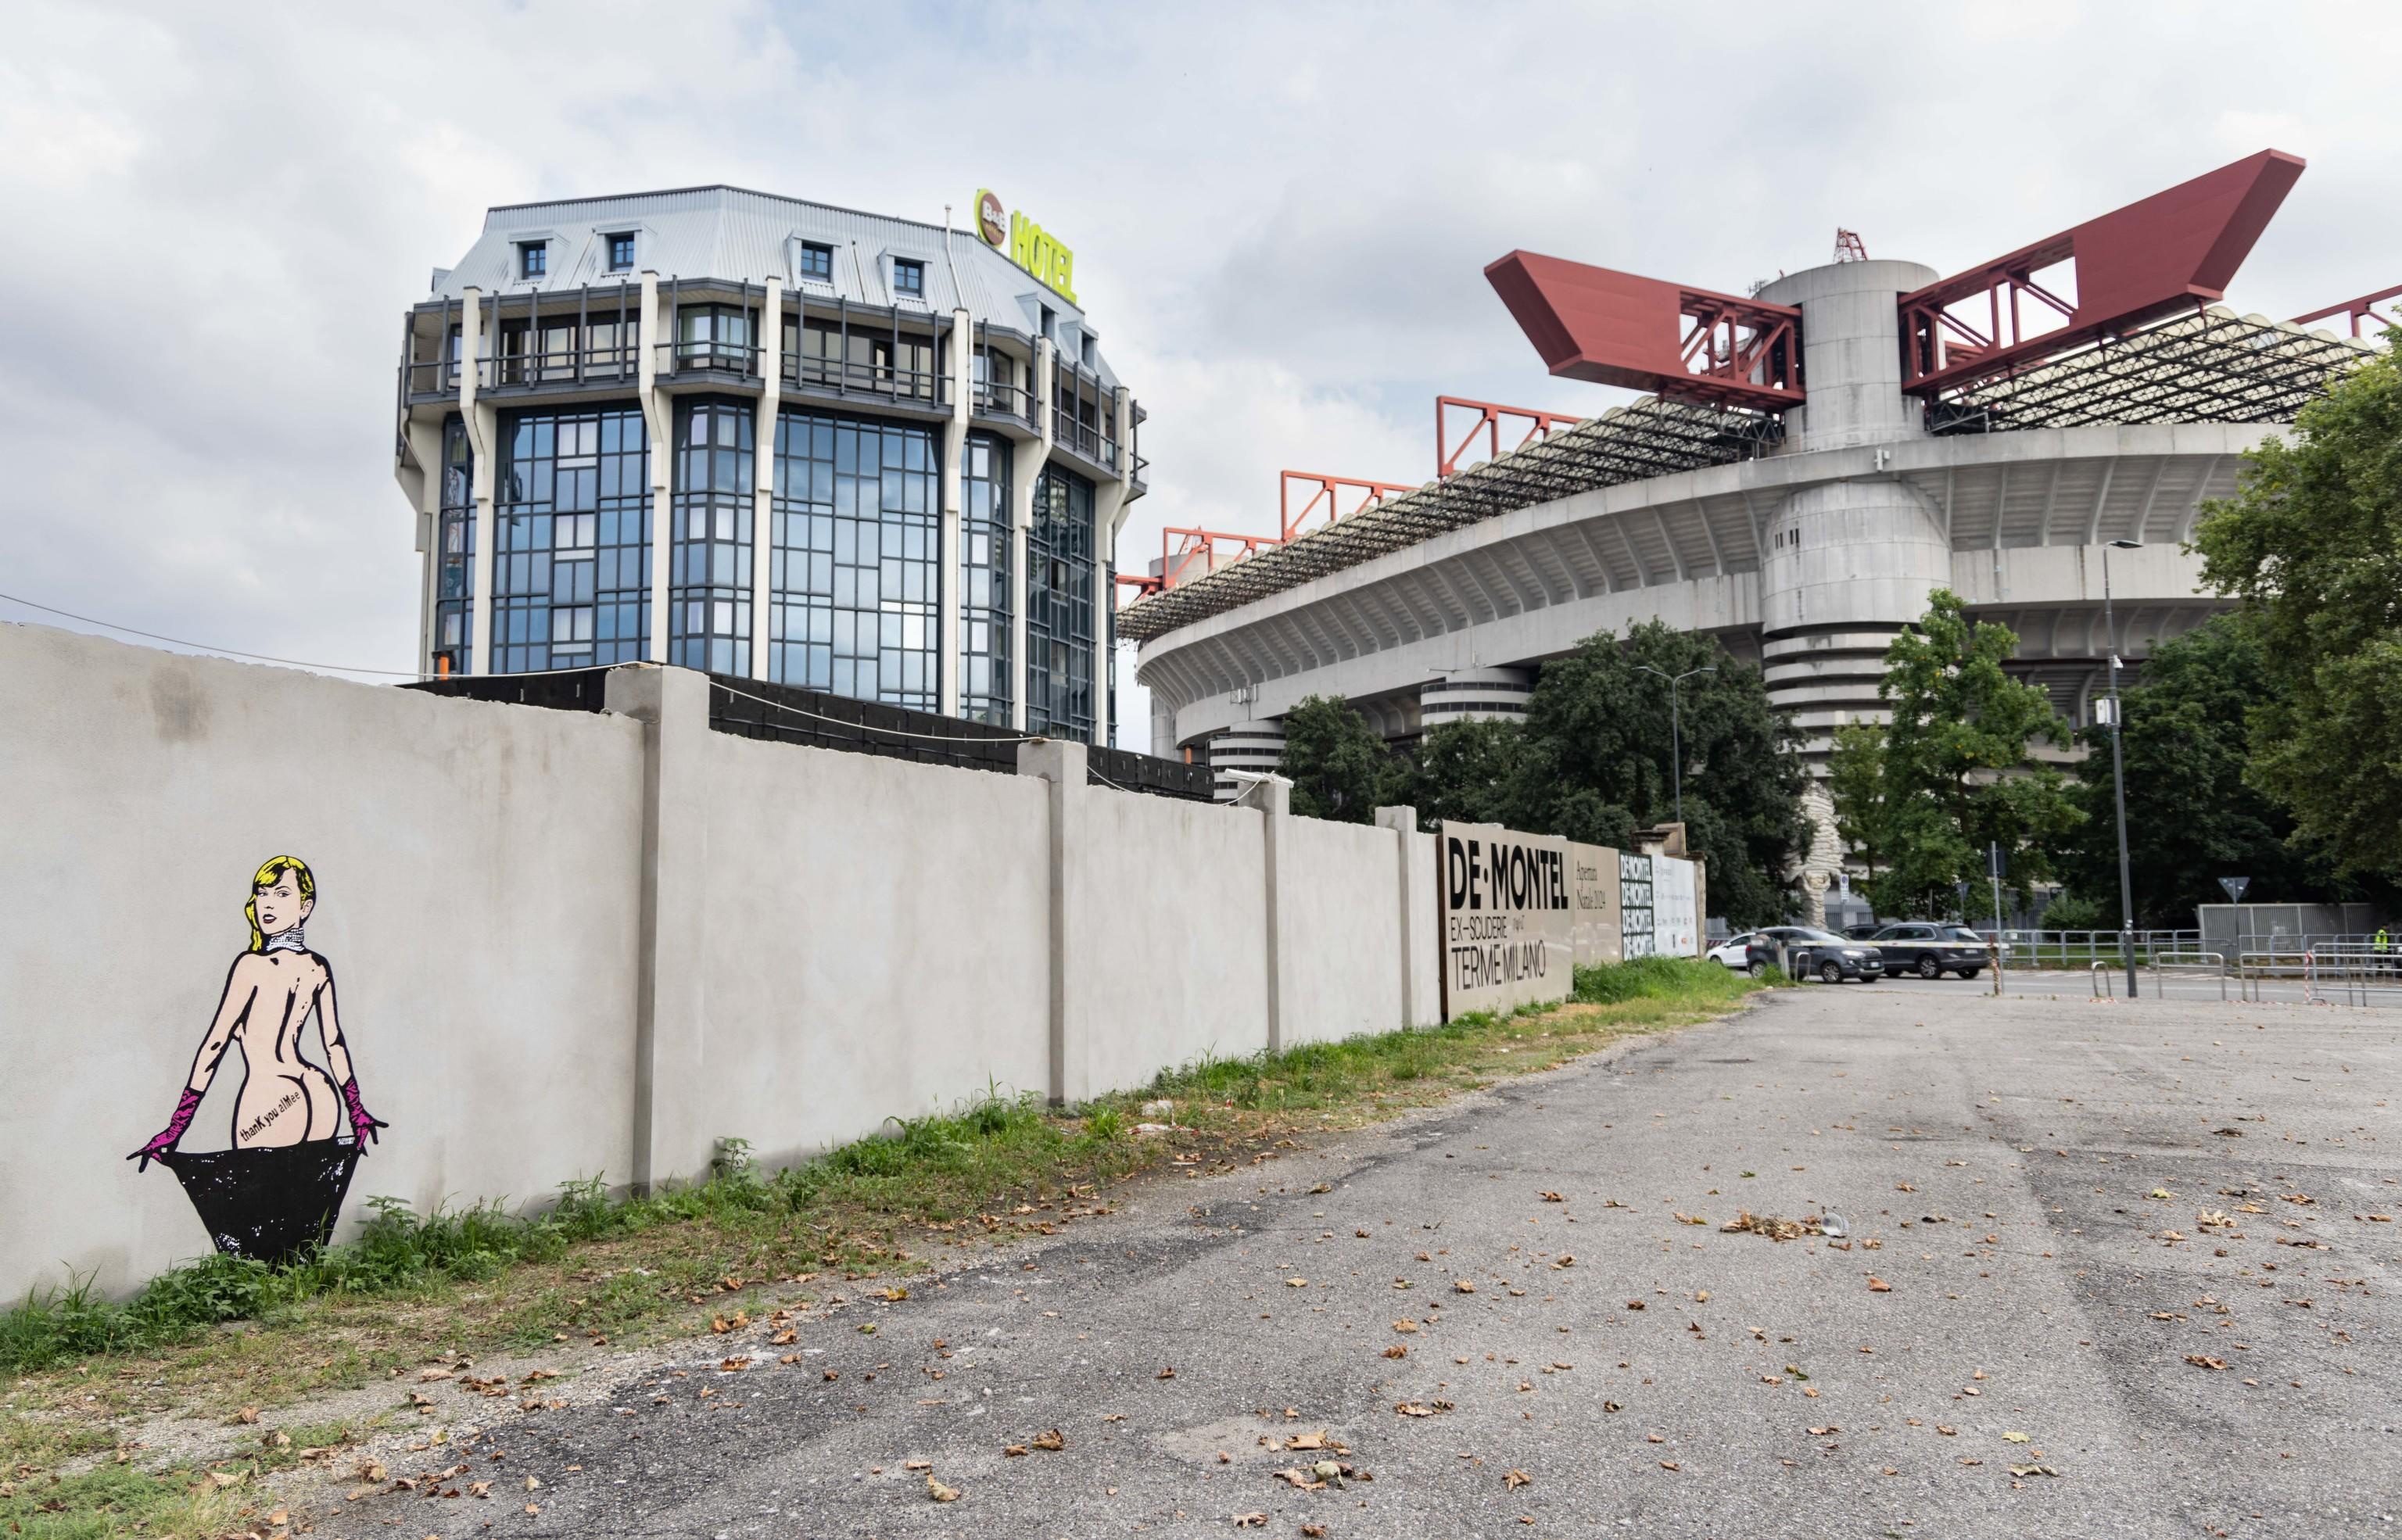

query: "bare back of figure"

left=228, top=951, right=342, bottom=1147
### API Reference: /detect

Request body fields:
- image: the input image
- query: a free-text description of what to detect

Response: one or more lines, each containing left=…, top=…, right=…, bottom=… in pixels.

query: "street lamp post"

left=2103, top=539, right=2141, bottom=1000
left=1637, top=664, right=1716, bottom=827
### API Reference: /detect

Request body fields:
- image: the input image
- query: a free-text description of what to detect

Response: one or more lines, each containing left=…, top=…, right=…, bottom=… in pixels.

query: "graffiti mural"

left=127, top=856, right=385, bottom=1264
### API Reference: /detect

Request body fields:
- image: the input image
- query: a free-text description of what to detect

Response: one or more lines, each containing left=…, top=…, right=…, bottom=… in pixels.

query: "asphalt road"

left=342, top=987, right=2402, bottom=1539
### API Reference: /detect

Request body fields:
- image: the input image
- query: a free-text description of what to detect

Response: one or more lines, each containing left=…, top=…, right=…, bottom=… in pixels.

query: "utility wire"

left=0, top=589, right=421, bottom=678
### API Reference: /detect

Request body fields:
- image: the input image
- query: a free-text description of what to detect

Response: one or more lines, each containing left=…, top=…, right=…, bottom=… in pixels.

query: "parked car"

left=1868, top=922, right=1989, bottom=980
left=1841, top=922, right=1885, bottom=940
left=1746, top=926, right=1885, bottom=983
left=1707, top=932, right=1755, bottom=970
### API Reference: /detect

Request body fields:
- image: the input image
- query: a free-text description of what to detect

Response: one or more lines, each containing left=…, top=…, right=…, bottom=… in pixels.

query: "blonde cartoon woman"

left=127, top=857, right=385, bottom=1262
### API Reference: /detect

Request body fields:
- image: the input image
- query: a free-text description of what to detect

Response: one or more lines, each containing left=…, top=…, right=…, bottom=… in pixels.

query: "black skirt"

left=158, top=1140, right=362, bottom=1266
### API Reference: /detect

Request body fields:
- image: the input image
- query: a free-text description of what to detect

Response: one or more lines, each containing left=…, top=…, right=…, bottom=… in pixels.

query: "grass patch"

left=1, top=958, right=1762, bottom=1531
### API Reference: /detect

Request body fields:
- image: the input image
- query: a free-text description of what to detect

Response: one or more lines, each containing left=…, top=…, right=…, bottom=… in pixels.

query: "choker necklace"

left=264, top=926, right=308, bottom=954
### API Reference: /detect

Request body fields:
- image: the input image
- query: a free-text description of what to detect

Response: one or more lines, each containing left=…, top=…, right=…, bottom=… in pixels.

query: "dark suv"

left=1745, top=926, right=1885, bottom=984
left=1870, top=922, right=1989, bottom=980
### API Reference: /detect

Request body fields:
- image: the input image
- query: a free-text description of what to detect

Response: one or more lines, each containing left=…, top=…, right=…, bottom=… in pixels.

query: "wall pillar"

left=602, top=664, right=714, bottom=1191
left=637, top=272, right=672, bottom=665
left=751, top=278, right=780, bottom=682
left=405, top=417, right=444, bottom=676
left=1019, top=737, right=1086, bottom=1104
left=1375, top=805, right=1425, bottom=1029
left=1256, top=775, right=1294, bottom=1054
left=939, top=307, right=971, bottom=717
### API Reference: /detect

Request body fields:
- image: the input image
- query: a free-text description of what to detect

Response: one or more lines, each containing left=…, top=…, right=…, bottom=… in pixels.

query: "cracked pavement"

left=328, top=986, right=2402, bottom=1538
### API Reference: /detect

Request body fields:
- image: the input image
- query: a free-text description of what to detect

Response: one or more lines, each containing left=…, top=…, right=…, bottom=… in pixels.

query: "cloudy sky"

left=5, top=1, right=2399, bottom=748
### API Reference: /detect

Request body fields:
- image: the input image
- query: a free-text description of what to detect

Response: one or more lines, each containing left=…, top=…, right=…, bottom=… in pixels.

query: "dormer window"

left=798, top=241, right=833, bottom=282
left=893, top=258, right=925, bottom=299
left=1081, top=335, right=1095, bottom=367
left=518, top=242, right=547, bottom=279
left=608, top=232, right=636, bottom=272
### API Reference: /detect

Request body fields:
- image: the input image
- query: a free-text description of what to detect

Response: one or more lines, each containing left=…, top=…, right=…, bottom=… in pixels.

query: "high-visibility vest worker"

left=2378, top=927, right=2392, bottom=954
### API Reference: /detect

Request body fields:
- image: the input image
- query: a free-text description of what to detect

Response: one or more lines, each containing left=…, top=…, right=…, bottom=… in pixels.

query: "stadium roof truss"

left=1117, top=398, right=1780, bottom=642
left=1925, top=305, right=2379, bottom=435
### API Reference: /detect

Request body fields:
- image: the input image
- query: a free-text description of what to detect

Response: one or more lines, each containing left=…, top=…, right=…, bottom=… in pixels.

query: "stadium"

left=1117, top=150, right=2391, bottom=906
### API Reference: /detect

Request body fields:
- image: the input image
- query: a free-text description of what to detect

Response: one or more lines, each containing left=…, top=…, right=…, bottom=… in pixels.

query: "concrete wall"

left=0, top=625, right=647, bottom=1300
left=0, top=625, right=1443, bottom=1300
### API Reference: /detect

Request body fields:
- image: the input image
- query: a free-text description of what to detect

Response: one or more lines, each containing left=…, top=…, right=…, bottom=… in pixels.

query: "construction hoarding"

left=1439, top=822, right=1573, bottom=1019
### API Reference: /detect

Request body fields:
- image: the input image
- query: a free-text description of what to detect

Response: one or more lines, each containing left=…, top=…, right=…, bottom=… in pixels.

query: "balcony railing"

left=783, top=353, right=947, bottom=407
left=972, top=379, right=1034, bottom=424
left=1052, top=408, right=1121, bottom=471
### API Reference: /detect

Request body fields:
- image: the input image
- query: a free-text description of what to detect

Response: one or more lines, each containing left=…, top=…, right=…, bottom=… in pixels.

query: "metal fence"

left=407, top=667, right=1217, bottom=802
left=1986, top=929, right=2203, bottom=969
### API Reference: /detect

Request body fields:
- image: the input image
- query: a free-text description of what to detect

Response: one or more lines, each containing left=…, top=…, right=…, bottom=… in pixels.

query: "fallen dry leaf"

left=1867, top=1277, right=1893, bottom=1292
left=1233, top=1515, right=1269, bottom=1529
left=1303, top=1527, right=1328, bottom=1538
left=1454, top=1280, right=1478, bottom=1294
left=1391, top=1319, right=1420, bottom=1334
left=1003, top=1445, right=1028, bottom=1457
left=1157, top=1366, right=1178, bottom=1380
left=1540, top=1191, right=1565, bottom=1203
left=2185, top=1354, right=2230, bottom=1371
left=1504, top=1467, right=1532, bottom=1488
left=2002, top=1431, right=2031, bottom=1443
left=719, top=1356, right=750, bottom=1373
left=927, top=1474, right=959, bottom=1502
left=1032, top=1428, right=1066, bottom=1452
left=1382, top=1345, right=1408, bottom=1359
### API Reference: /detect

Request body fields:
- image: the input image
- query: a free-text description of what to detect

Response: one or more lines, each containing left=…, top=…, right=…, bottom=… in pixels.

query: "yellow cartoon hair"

left=245, top=855, right=316, bottom=953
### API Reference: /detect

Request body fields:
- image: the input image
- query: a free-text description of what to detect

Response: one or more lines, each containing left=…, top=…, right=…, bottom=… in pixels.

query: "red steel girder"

left=1900, top=149, right=2305, bottom=396
left=1437, top=396, right=1585, bottom=478
left=1114, top=571, right=1163, bottom=607
left=1280, top=470, right=1415, bottom=540
left=2291, top=282, right=2402, bottom=338
left=1484, top=252, right=1805, bottom=411
left=1160, top=525, right=1281, bottom=590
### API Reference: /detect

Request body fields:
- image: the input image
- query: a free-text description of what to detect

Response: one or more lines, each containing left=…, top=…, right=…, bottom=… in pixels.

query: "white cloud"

left=5, top=0, right=2399, bottom=748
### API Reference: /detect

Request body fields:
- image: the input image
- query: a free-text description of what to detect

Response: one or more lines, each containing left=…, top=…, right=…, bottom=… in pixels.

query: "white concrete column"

left=1006, top=338, right=1056, bottom=732
left=938, top=306, right=971, bottom=717
left=459, top=288, right=497, bottom=676
left=405, top=417, right=444, bottom=676
left=1088, top=391, right=1135, bottom=747
left=637, top=273, right=672, bottom=665
left=1018, top=736, right=1086, bottom=1104
left=602, top=663, right=714, bottom=1190
left=751, top=278, right=780, bottom=682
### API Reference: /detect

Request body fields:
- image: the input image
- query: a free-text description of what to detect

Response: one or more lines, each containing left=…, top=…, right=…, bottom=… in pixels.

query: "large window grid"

left=769, top=412, right=938, bottom=708
left=959, top=433, right=1012, bottom=725
left=1027, top=467, right=1095, bottom=742
left=491, top=406, right=651, bottom=675
left=670, top=400, right=755, bottom=676
left=432, top=417, right=473, bottom=676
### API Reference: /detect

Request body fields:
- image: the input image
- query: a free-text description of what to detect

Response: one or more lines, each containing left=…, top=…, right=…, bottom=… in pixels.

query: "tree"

left=2056, top=614, right=2321, bottom=926
left=1382, top=717, right=1537, bottom=832
left=1274, top=695, right=1395, bottom=822
left=1830, top=591, right=2083, bottom=919
left=2192, top=338, right=2402, bottom=879
left=1516, top=621, right=1809, bottom=926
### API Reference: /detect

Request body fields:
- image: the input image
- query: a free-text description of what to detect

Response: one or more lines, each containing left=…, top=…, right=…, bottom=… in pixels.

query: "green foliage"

left=0, top=1087, right=1073, bottom=1375
left=1830, top=591, right=2083, bottom=918
left=1569, top=954, right=1756, bottom=1003
left=1276, top=694, right=1396, bottom=822
left=2056, top=614, right=2330, bottom=926
left=2036, top=890, right=2107, bottom=932
left=2193, top=338, right=2402, bottom=879
left=1384, top=717, right=1537, bottom=830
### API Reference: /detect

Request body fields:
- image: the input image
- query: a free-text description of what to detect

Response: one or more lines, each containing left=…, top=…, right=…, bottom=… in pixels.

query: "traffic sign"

left=2219, top=876, right=2250, bottom=904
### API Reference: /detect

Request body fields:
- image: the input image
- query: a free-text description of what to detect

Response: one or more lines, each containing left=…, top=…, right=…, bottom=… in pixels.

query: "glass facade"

left=768, top=410, right=938, bottom=707
left=491, top=406, right=651, bottom=675
left=432, top=417, right=473, bottom=676
left=960, top=432, right=1011, bottom=725
left=1027, top=466, right=1095, bottom=741
left=669, top=399, right=754, bottom=676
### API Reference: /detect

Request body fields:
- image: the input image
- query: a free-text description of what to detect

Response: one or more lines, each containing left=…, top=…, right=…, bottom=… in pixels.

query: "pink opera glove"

left=341, top=1078, right=386, bottom=1151
left=128, top=1087, right=203, bottom=1170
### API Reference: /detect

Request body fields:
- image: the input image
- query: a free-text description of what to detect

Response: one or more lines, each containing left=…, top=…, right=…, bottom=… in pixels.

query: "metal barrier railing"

left=2090, top=952, right=2227, bottom=1000
left=2299, top=946, right=2402, bottom=1007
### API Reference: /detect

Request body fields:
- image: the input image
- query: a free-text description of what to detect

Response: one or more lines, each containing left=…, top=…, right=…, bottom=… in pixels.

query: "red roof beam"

left=1899, top=149, right=2305, bottom=396
left=1484, top=252, right=1805, bottom=412
left=1436, top=396, right=1585, bottom=478
left=1278, top=471, right=1415, bottom=541
left=2290, top=282, right=2402, bottom=338
left=1160, top=526, right=1282, bottom=589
